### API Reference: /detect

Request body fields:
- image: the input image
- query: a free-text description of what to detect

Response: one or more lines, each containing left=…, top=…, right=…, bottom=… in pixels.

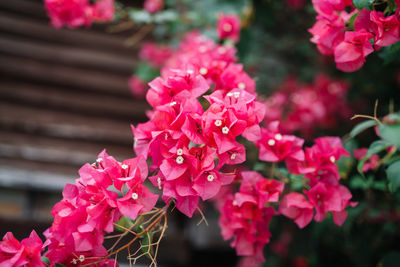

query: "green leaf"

left=379, top=123, right=400, bottom=148
left=114, top=216, right=134, bottom=232
left=386, top=160, right=400, bottom=191
left=352, top=0, right=375, bottom=10
left=347, top=12, right=359, bottom=30
left=41, top=257, right=50, bottom=265
left=379, top=42, right=400, bottom=65
left=350, top=120, right=377, bottom=138
left=128, top=9, right=152, bottom=24
left=135, top=62, right=160, bottom=82
left=55, top=264, right=66, bottom=267
left=141, top=231, right=154, bottom=258
left=357, top=140, right=391, bottom=174
left=349, top=175, right=370, bottom=190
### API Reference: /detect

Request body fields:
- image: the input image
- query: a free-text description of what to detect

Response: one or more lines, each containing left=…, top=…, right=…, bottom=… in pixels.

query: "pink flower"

left=257, top=121, right=305, bottom=163
left=353, top=148, right=379, bottom=172
left=91, top=0, right=114, bottom=21
left=139, top=42, right=172, bottom=68
left=129, top=75, right=147, bottom=98
left=309, top=19, right=345, bottom=55
left=279, top=192, right=314, bottom=228
left=144, top=0, right=164, bottom=14
left=334, top=30, right=374, bottom=72
left=370, top=11, right=400, bottom=49
left=217, top=14, right=241, bottom=43
left=0, top=231, right=44, bottom=267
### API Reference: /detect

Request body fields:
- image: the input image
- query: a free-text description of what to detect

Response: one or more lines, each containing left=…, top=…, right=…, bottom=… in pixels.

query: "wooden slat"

left=0, top=54, right=131, bottom=95
left=0, top=34, right=136, bottom=74
left=0, top=0, right=47, bottom=20
left=0, top=12, right=140, bottom=53
left=0, top=130, right=132, bottom=166
left=0, top=102, right=133, bottom=144
left=0, top=81, right=149, bottom=120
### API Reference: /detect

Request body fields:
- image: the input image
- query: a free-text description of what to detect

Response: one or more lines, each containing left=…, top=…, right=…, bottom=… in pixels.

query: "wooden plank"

left=0, top=130, right=133, bottom=166
left=0, top=55, right=131, bottom=96
left=0, top=0, right=47, bottom=20
left=0, top=35, right=136, bottom=74
left=0, top=81, right=148, bottom=120
left=0, top=12, right=141, bottom=53
left=0, top=102, right=134, bottom=144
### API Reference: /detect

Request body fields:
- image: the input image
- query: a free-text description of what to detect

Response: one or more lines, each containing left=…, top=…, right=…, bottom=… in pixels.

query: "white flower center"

left=232, top=200, right=238, bottom=206
left=215, top=120, right=222, bottom=127
left=187, top=69, right=194, bottom=74
left=79, top=255, right=85, bottom=262
left=223, top=23, right=232, bottom=32
left=268, top=139, right=275, bottom=146
left=238, top=82, right=246, bottom=90
left=177, top=148, right=183, bottom=155
left=170, top=101, right=177, bottom=106
left=230, top=153, right=236, bottom=160
left=330, top=156, right=335, bottom=163
left=96, top=158, right=103, bottom=163
left=199, top=46, right=207, bottom=53
left=222, top=126, right=229, bottom=134
left=121, top=164, right=128, bottom=170
left=275, top=133, right=282, bottom=141
left=199, top=67, right=208, bottom=75
left=218, top=47, right=226, bottom=54
left=233, top=92, right=240, bottom=98
left=227, top=92, right=233, bottom=97
left=207, top=174, right=214, bottom=182
left=132, top=193, right=138, bottom=200
left=176, top=156, right=184, bottom=164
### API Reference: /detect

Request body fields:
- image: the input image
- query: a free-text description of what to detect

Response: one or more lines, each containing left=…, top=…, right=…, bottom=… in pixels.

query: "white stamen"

left=330, top=156, right=335, bottom=163
left=177, top=148, right=183, bottom=155
left=218, top=47, right=226, bottom=54
left=71, top=259, right=78, bottom=264
left=96, top=158, right=103, bottom=163
left=222, top=126, right=229, bottom=134
left=157, top=177, right=162, bottom=189
left=79, top=255, right=85, bottom=262
left=170, top=101, right=177, bottom=106
left=238, top=82, right=246, bottom=90
left=223, top=23, right=232, bottom=32
left=233, top=92, right=240, bottom=98
left=227, top=92, right=233, bottom=97
left=275, top=133, right=282, bottom=141
left=268, top=139, right=275, bottom=146
left=132, top=193, right=138, bottom=200
left=121, top=164, right=128, bottom=170
left=232, top=200, right=238, bottom=206
left=199, top=67, right=208, bottom=75
left=215, top=120, right=222, bottom=127
left=230, top=153, right=236, bottom=160
left=187, top=69, right=194, bottom=74
left=176, top=156, right=184, bottom=164
left=207, top=174, right=214, bottom=182
left=199, top=46, right=207, bottom=53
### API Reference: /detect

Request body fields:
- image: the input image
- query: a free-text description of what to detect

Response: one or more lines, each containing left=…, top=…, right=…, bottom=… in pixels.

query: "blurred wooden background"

left=0, top=1, right=236, bottom=266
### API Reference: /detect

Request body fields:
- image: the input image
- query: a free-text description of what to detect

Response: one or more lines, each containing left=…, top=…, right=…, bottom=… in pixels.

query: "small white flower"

left=187, top=69, right=194, bottom=74
left=232, top=200, right=238, bottom=206
left=222, top=126, right=229, bottom=134
left=176, top=156, right=184, bottom=164
left=132, top=193, right=138, bottom=200
left=268, top=139, right=275, bottom=146
left=330, top=156, right=335, bottom=163
left=177, top=148, right=183, bottom=155
left=121, top=164, right=128, bottom=170
left=233, top=92, right=240, bottom=98
left=218, top=47, right=226, bottom=54
left=79, top=255, right=85, bottom=262
left=71, top=259, right=78, bottom=264
left=230, top=153, right=236, bottom=160
left=199, top=67, right=208, bottom=75
left=238, top=82, right=246, bottom=90
left=215, top=120, right=222, bottom=127
left=223, top=23, right=232, bottom=32
left=170, top=101, right=177, bottom=106
left=227, top=92, right=233, bottom=97
left=275, top=133, right=282, bottom=141
left=157, top=177, right=162, bottom=190
left=96, top=158, right=103, bottom=163
left=207, top=174, right=214, bottom=182
left=199, top=46, right=207, bottom=53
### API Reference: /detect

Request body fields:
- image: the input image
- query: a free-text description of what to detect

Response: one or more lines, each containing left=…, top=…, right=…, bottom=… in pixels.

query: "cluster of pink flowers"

left=0, top=231, right=44, bottom=267
left=310, top=0, right=400, bottom=72
left=43, top=151, right=158, bottom=266
left=217, top=131, right=356, bottom=264
left=264, top=75, right=351, bottom=137
left=139, top=42, right=173, bottom=68
left=133, top=32, right=262, bottom=217
left=44, top=0, right=114, bottom=28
